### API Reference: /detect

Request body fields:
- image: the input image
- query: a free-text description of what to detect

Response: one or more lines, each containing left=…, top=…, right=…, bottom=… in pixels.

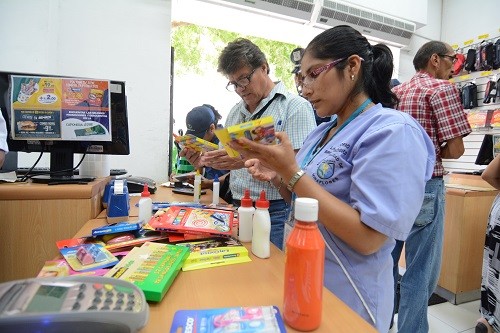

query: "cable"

left=19, top=152, right=44, bottom=182
left=322, top=232, right=377, bottom=326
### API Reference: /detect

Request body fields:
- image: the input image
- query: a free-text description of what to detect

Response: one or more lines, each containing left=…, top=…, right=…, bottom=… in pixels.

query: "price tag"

left=478, top=34, right=489, bottom=40
left=451, top=44, right=459, bottom=50
left=481, top=71, right=493, bottom=77
left=463, top=39, right=474, bottom=46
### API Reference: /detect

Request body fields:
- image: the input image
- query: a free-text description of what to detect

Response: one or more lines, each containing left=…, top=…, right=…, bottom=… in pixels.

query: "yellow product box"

left=174, top=134, right=219, bottom=152
left=215, top=115, right=276, bottom=157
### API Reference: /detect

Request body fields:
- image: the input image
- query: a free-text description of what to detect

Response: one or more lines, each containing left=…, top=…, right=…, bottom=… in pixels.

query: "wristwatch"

left=287, top=169, right=305, bottom=192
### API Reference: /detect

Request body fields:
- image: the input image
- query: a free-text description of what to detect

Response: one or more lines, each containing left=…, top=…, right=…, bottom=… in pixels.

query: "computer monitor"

left=0, top=71, right=130, bottom=182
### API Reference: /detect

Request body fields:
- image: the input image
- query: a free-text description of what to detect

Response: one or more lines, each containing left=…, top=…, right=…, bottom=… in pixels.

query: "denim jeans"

left=233, top=199, right=289, bottom=250
left=391, top=177, right=445, bottom=333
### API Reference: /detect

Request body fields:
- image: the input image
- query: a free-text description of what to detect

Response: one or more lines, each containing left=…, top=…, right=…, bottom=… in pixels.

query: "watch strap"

left=287, top=169, right=305, bottom=192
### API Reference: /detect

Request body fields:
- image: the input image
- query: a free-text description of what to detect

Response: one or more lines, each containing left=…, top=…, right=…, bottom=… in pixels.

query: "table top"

left=0, top=177, right=109, bottom=200
left=75, top=187, right=376, bottom=333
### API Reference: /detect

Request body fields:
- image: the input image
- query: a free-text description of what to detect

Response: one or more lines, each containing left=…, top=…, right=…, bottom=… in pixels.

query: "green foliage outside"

left=171, top=23, right=301, bottom=92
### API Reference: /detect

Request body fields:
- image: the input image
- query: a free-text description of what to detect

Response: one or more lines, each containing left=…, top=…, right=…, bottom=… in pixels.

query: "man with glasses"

left=182, top=38, right=316, bottom=250
left=390, top=41, right=471, bottom=333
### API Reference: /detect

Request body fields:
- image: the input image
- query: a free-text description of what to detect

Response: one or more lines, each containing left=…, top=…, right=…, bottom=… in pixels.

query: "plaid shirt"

left=225, top=81, right=316, bottom=200
left=393, top=71, right=471, bottom=177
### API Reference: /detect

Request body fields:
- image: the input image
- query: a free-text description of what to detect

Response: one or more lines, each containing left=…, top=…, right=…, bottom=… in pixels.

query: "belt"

left=233, top=199, right=284, bottom=206
left=432, top=176, right=443, bottom=179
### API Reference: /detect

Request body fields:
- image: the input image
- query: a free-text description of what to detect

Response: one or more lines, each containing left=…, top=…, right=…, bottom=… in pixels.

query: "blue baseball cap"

left=185, top=105, right=215, bottom=138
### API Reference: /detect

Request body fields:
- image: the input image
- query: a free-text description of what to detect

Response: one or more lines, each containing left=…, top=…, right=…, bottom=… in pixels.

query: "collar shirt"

left=295, top=103, right=435, bottom=331
left=393, top=71, right=471, bottom=177
left=225, top=81, right=316, bottom=200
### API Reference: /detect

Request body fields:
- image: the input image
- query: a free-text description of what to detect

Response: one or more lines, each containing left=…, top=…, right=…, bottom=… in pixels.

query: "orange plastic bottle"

left=283, top=197, right=325, bottom=331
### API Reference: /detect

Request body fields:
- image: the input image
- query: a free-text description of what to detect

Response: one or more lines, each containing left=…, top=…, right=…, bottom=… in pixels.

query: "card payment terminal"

left=0, top=276, right=149, bottom=333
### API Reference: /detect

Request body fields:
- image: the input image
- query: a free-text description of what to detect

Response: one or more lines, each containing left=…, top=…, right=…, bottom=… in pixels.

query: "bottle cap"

left=240, top=189, right=253, bottom=207
left=294, top=197, right=318, bottom=222
left=141, top=183, right=151, bottom=197
left=255, top=190, right=270, bottom=209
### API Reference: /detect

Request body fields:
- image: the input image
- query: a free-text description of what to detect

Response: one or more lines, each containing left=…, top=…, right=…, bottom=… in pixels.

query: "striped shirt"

left=225, top=81, right=316, bottom=200
left=393, top=71, right=471, bottom=177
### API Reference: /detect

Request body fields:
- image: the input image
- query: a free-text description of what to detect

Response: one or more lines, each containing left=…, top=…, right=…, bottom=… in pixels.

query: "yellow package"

left=215, top=116, right=276, bottom=157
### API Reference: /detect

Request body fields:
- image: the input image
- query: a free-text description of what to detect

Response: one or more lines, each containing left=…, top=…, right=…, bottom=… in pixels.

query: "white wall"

left=0, top=0, right=172, bottom=182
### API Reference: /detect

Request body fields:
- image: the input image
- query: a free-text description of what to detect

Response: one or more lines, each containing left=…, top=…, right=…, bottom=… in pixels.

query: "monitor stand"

left=31, top=175, right=95, bottom=184
left=30, top=149, right=95, bottom=184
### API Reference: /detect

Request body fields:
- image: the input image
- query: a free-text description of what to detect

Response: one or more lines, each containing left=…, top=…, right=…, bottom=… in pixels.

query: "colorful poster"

left=10, top=75, right=111, bottom=142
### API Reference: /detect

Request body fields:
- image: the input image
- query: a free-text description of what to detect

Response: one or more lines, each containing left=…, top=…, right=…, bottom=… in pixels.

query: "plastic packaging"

left=193, top=170, right=201, bottom=203
left=283, top=197, right=325, bottom=331
left=238, top=189, right=255, bottom=242
left=138, top=183, right=153, bottom=223
left=251, top=190, right=271, bottom=258
left=212, top=175, right=220, bottom=205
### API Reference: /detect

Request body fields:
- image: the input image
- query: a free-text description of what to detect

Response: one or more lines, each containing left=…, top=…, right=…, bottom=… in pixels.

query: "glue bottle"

left=138, top=183, right=153, bottom=223
left=251, top=190, right=271, bottom=258
left=193, top=170, right=202, bottom=203
left=238, top=189, right=255, bottom=242
left=212, top=175, right=220, bottom=205
left=283, top=197, right=325, bottom=331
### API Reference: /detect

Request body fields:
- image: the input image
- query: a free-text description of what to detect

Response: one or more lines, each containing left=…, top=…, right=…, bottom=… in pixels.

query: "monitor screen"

left=0, top=71, right=130, bottom=182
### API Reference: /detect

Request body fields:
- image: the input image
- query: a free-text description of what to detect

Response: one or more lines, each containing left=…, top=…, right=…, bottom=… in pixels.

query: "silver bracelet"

left=287, top=170, right=305, bottom=192
left=270, top=177, right=284, bottom=192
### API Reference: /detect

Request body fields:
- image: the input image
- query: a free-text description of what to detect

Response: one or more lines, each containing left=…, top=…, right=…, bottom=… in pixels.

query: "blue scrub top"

left=295, top=103, right=435, bottom=332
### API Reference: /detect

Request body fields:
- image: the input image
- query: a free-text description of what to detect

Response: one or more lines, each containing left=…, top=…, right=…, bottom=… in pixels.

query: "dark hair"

left=202, top=104, right=222, bottom=126
left=304, top=25, right=398, bottom=108
left=217, top=38, right=270, bottom=75
left=413, top=41, right=449, bottom=71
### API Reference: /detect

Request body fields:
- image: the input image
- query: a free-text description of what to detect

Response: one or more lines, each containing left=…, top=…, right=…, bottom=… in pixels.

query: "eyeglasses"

left=297, top=58, right=346, bottom=88
left=226, top=68, right=257, bottom=92
left=438, top=54, right=458, bottom=64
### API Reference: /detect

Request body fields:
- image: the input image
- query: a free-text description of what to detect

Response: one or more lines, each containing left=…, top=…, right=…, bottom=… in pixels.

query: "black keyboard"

left=17, top=167, right=128, bottom=176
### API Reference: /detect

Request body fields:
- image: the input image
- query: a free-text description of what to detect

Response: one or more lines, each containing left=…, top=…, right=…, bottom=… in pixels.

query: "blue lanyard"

left=300, top=98, right=372, bottom=169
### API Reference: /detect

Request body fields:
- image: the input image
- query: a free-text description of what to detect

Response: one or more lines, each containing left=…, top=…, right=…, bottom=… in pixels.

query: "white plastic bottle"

left=138, top=183, right=153, bottom=223
left=251, top=190, right=271, bottom=258
left=193, top=170, right=201, bottom=203
left=238, top=189, right=255, bottom=242
left=212, top=175, right=220, bottom=205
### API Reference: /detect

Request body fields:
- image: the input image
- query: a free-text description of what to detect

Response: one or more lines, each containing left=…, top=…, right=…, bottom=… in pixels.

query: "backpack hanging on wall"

left=461, top=82, right=478, bottom=109
left=452, top=53, right=466, bottom=76
left=479, top=41, right=494, bottom=71
left=493, top=39, right=500, bottom=70
left=464, top=48, right=477, bottom=72
left=483, top=80, right=497, bottom=104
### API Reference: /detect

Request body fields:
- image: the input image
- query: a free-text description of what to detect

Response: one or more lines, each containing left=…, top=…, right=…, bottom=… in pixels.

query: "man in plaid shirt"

left=391, top=41, right=472, bottom=333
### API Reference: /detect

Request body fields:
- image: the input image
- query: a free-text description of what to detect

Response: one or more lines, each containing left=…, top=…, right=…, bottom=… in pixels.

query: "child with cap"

left=174, top=104, right=229, bottom=190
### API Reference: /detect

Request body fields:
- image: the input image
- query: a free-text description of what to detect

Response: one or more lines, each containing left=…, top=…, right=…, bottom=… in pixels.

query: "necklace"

left=301, top=98, right=372, bottom=169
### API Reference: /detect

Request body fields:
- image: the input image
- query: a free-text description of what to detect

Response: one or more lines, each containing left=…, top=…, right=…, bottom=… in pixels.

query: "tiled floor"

left=389, top=299, right=481, bottom=333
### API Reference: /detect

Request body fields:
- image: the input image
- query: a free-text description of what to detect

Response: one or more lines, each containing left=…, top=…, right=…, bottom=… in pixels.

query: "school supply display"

left=148, top=206, right=234, bottom=237
left=176, top=237, right=251, bottom=271
left=174, top=133, right=219, bottom=152
left=58, top=243, right=118, bottom=272
left=0, top=276, right=149, bottom=333
left=105, top=242, right=190, bottom=302
left=37, top=250, right=130, bottom=278
left=91, top=221, right=144, bottom=237
left=57, top=228, right=170, bottom=253
left=170, top=305, right=286, bottom=333
left=214, top=115, right=276, bottom=157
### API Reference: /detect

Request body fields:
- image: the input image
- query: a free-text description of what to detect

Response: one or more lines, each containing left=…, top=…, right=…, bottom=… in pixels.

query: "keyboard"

left=16, top=167, right=128, bottom=176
